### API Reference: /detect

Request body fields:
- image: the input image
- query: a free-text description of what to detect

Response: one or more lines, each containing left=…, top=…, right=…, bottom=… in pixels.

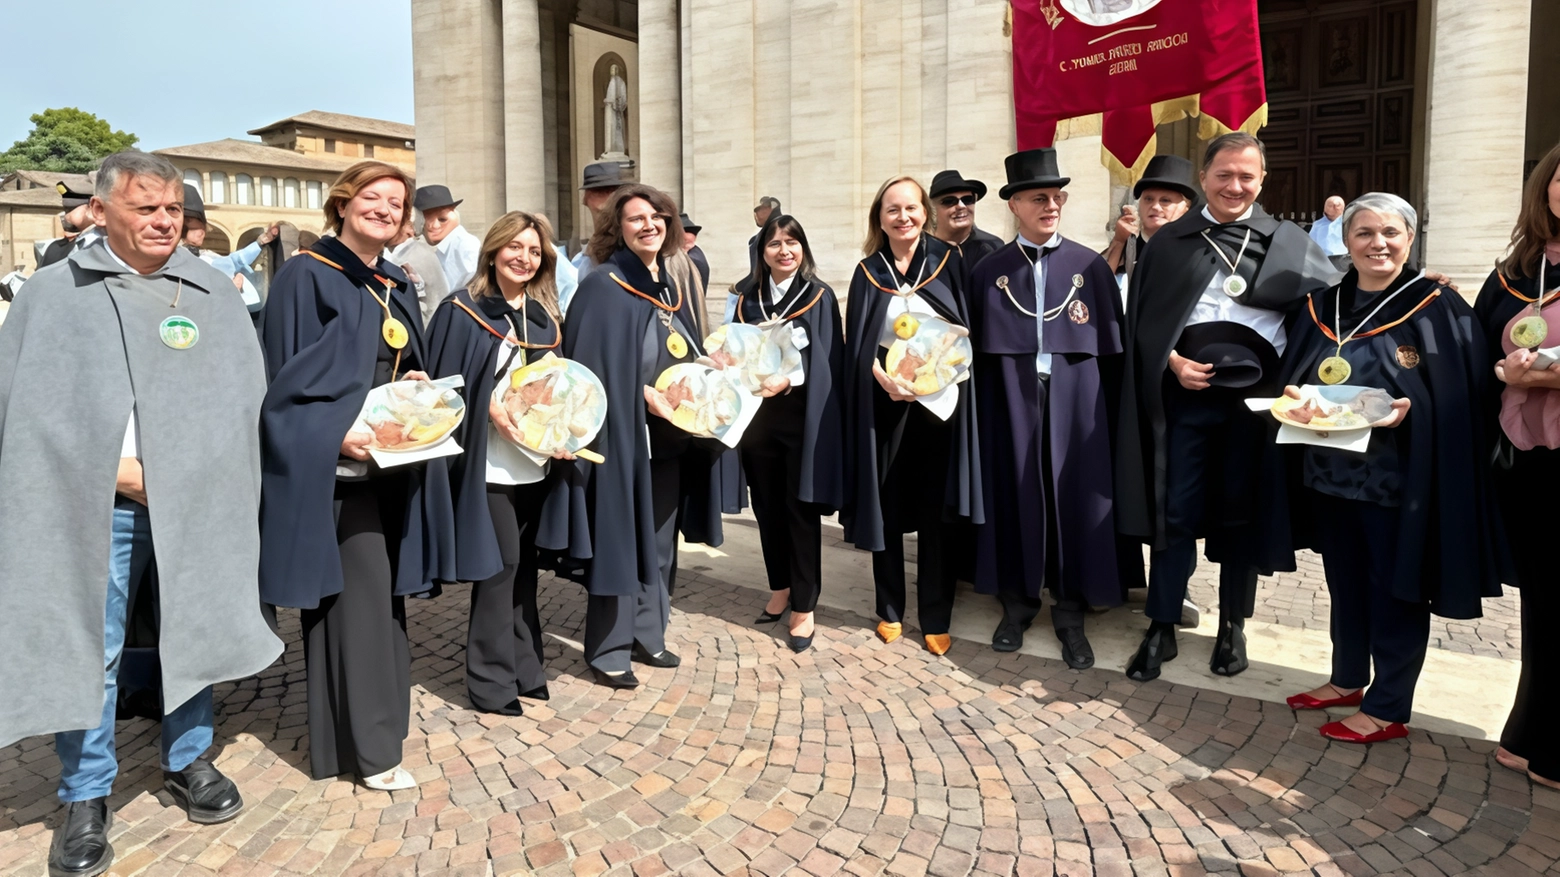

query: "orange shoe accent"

left=876, top=621, right=902, bottom=643
left=924, top=633, right=951, bottom=655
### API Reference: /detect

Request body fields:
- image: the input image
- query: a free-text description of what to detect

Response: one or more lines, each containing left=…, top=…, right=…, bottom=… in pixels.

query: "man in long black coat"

left=1116, top=133, right=1337, bottom=681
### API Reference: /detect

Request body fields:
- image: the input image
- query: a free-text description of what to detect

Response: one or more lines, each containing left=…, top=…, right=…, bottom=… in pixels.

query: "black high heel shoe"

left=755, top=607, right=790, bottom=624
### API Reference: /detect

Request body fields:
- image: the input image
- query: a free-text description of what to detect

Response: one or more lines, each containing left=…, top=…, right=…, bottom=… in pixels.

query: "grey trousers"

left=583, top=455, right=679, bottom=672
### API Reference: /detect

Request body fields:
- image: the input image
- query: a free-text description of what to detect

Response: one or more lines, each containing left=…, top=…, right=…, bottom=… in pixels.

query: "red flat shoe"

left=1319, top=719, right=1408, bottom=744
left=1286, top=687, right=1364, bottom=710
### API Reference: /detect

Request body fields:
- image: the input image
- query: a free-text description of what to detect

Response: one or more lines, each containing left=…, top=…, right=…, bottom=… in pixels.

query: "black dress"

left=259, top=235, right=457, bottom=781
left=426, top=288, right=561, bottom=709
left=1474, top=260, right=1560, bottom=780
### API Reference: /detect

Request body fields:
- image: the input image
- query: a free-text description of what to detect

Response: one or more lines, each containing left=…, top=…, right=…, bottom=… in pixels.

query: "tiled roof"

left=153, top=139, right=358, bottom=173
left=247, top=110, right=415, bottom=142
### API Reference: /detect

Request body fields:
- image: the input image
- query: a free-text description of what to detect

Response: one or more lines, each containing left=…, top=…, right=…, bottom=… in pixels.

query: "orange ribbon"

left=1308, top=289, right=1441, bottom=343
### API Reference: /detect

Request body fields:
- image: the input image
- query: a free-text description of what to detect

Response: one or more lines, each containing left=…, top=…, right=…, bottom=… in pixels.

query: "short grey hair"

left=757, top=196, right=781, bottom=212
left=94, top=150, right=182, bottom=202
left=1341, top=192, right=1418, bottom=236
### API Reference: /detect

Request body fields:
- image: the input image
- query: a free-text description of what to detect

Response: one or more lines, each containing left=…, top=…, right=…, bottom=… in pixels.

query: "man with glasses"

left=930, top=170, right=1004, bottom=268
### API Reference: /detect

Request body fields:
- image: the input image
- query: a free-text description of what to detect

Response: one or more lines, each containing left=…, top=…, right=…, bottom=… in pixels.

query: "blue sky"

left=0, top=0, right=414, bottom=151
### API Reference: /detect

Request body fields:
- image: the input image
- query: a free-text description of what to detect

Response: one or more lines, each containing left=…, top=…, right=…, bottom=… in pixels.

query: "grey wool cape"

left=0, top=244, right=283, bottom=749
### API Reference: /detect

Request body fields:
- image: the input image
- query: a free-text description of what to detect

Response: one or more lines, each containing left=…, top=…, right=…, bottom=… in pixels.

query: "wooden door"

left=1256, top=0, right=1417, bottom=222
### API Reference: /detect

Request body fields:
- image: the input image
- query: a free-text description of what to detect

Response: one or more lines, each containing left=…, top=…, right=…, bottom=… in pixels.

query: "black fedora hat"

left=1132, top=154, right=1199, bottom=203
left=679, top=213, right=702, bottom=235
left=999, top=148, right=1070, bottom=200
left=182, top=183, right=206, bottom=221
left=580, top=161, right=635, bottom=191
left=928, top=169, right=988, bottom=201
left=414, top=185, right=462, bottom=212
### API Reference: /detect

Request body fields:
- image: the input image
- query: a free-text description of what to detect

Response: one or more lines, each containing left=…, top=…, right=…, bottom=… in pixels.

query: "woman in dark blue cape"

left=258, top=162, right=455, bottom=787
left=841, top=176, right=981, bottom=655
left=540, top=185, right=723, bottom=688
left=731, top=214, right=844, bottom=652
left=426, top=211, right=565, bottom=716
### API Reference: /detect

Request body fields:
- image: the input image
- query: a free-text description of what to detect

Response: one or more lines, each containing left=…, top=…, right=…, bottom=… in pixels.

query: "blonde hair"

left=863, top=175, right=932, bottom=256
left=323, top=161, right=414, bottom=235
left=468, top=211, right=561, bottom=321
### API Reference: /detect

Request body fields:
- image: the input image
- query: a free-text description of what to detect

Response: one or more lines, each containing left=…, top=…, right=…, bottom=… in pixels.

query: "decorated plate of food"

left=363, top=378, right=467, bottom=452
left=703, top=322, right=803, bottom=394
left=492, top=352, right=607, bottom=460
left=1270, top=385, right=1395, bottom=432
left=884, top=316, right=973, bottom=396
left=653, top=362, right=753, bottom=444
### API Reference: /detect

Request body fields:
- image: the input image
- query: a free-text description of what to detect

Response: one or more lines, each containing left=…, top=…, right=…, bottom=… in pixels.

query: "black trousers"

left=466, top=482, right=549, bottom=710
left=302, top=474, right=411, bottom=780
left=1311, top=490, right=1429, bottom=725
left=1145, top=385, right=1261, bottom=624
left=583, top=454, right=677, bottom=672
left=1498, top=447, right=1560, bottom=779
left=741, top=391, right=821, bottom=612
left=873, top=396, right=957, bottom=635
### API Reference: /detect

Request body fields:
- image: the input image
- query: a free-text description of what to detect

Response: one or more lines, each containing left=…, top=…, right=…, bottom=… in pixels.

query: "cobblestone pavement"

left=0, top=553, right=1550, bottom=877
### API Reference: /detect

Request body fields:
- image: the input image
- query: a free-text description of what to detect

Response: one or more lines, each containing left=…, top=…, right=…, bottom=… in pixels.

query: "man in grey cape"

left=0, top=151, right=283, bottom=877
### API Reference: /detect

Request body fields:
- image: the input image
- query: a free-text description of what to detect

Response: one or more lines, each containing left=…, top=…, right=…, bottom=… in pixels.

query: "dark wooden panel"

left=1379, top=2, right=1416, bottom=85
left=1377, top=90, right=1412, bottom=149
left=1316, top=14, right=1372, bottom=89
left=1312, top=97, right=1372, bottom=124
left=1262, top=25, right=1307, bottom=94
left=1262, top=164, right=1303, bottom=220
left=1314, top=162, right=1366, bottom=203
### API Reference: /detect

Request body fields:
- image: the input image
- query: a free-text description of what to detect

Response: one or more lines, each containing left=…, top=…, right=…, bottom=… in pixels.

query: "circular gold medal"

left=382, top=317, right=409, bottom=349
left=1318, top=356, right=1351, bottom=385
left=666, top=331, right=688, bottom=358
left=1511, top=315, right=1549, bottom=350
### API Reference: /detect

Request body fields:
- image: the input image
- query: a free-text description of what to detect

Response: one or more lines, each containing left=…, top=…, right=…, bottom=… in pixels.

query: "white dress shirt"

left=432, top=224, right=482, bottom=292
left=1187, top=206, right=1288, bottom=355
left=1308, top=215, right=1346, bottom=256
left=1017, top=232, right=1063, bottom=376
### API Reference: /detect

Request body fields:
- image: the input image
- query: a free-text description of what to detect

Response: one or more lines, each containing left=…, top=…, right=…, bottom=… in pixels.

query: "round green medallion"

left=159, top=315, right=199, bottom=350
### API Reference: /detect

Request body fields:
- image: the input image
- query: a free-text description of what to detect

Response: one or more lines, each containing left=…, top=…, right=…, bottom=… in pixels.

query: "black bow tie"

left=1022, top=244, right=1040, bottom=262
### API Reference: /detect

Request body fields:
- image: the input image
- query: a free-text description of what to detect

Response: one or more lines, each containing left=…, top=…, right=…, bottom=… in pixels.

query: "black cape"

left=968, top=238, right=1140, bottom=604
left=539, top=247, right=725, bottom=596
left=689, top=245, right=711, bottom=293
left=1277, top=269, right=1509, bottom=618
left=731, top=274, right=846, bottom=509
left=841, top=234, right=983, bottom=551
left=1116, top=206, right=1337, bottom=553
left=424, top=288, right=562, bottom=584
left=257, top=235, right=457, bottom=608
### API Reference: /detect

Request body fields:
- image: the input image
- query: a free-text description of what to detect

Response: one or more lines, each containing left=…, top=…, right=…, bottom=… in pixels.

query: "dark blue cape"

left=968, top=238, right=1140, bottom=605
left=424, top=288, right=561, bottom=584
left=257, top=236, right=457, bottom=608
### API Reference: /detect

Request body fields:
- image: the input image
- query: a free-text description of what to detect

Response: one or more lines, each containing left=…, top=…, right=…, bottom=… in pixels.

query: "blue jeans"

left=55, top=499, right=214, bottom=802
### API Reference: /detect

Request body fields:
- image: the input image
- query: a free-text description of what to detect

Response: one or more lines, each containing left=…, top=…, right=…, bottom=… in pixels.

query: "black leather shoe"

left=591, top=668, right=640, bottom=689
left=518, top=685, right=551, bottom=702
left=49, top=798, right=112, bottom=877
left=1210, top=616, right=1249, bottom=676
left=632, top=645, right=681, bottom=668
left=163, top=759, right=244, bottom=824
left=473, top=698, right=524, bottom=717
left=992, top=617, right=1025, bottom=653
left=1056, top=627, right=1095, bottom=670
left=1126, top=622, right=1179, bottom=681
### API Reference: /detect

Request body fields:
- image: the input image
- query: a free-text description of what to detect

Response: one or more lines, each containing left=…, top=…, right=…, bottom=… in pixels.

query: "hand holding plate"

left=872, top=360, right=917, bottom=402
left=644, top=385, right=677, bottom=421
left=341, top=430, right=373, bottom=461
left=1370, top=397, right=1411, bottom=429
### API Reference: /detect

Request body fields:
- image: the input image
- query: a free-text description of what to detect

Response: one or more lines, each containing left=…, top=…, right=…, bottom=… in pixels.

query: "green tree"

left=0, top=108, right=139, bottom=174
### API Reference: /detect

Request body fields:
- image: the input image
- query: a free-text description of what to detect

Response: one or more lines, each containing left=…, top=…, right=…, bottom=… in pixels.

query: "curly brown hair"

left=585, top=184, right=686, bottom=266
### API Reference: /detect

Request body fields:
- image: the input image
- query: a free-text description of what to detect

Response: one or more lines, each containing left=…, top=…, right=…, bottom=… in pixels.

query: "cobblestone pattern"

left=0, top=567, right=1551, bottom=877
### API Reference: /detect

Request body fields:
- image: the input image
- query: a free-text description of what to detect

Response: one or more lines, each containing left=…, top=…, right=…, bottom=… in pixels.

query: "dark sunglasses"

left=938, top=194, right=978, bottom=208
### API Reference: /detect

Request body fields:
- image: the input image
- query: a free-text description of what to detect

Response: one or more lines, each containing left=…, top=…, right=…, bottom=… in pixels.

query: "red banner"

left=1012, top=0, right=1267, bottom=181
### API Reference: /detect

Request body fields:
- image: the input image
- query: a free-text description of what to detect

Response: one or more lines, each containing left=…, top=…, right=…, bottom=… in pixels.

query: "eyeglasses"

left=938, top=195, right=978, bottom=208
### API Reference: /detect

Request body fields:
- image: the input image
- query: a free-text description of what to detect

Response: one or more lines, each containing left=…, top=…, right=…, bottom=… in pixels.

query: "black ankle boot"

left=1126, top=621, right=1178, bottom=681
left=1210, top=615, right=1249, bottom=676
left=48, top=797, right=113, bottom=877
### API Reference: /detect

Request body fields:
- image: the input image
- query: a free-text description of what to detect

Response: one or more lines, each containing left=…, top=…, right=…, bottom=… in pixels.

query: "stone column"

left=412, top=0, right=507, bottom=234
left=1422, top=0, right=1531, bottom=293
left=501, top=0, right=547, bottom=214
left=638, top=0, right=683, bottom=201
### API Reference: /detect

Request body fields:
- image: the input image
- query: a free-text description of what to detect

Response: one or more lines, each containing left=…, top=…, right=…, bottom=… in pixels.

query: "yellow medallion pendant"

left=1511, top=315, right=1549, bottom=350
left=666, top=331, right=688, bottom=358
left=893, top=312, right=920, bottom=340
left=1318, top=355, right=1351, bottom=385
left=382, top=317, right=409, bottom=349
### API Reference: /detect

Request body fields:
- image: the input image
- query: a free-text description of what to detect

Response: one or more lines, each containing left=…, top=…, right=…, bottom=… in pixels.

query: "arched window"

left=283, top=177, right=299, bottom=209
left=209, top=171, right=227, bottom=204
left=306, top=180, right=323, bottom=209
left=259, top=177, right=276, bottom=207
left=183, top=169, right=202, bottom=193
left=235, top=174, right=253, bottom=205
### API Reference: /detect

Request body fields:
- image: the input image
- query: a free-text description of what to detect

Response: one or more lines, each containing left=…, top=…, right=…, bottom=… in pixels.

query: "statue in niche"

left=600, top=64, right=629, bottom=160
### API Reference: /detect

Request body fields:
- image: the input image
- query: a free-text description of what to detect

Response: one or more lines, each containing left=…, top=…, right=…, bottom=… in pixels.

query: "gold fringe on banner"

left=1097, top=96, right=1269, bottom=188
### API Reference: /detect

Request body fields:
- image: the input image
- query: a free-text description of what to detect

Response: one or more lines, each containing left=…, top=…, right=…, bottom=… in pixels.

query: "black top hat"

left=1175, top=321, right=1280, bottom=389
left=679, top=213, right=702, bottom=235
left=414, top=185, right=462, bottom=212
left=1132, top=154, right=1200, bottom=203
left=182, top=183, right=206, bottom=220
left=56, top=180, right=92, bottom=210
left=928, top=170, right=988, bottom=201
left=999, top=148, right=1070, bottom=200
left=580, top=161, right=635, bottom=191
